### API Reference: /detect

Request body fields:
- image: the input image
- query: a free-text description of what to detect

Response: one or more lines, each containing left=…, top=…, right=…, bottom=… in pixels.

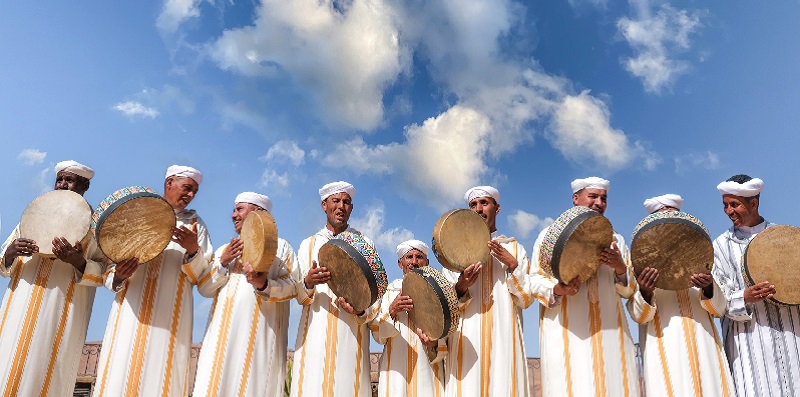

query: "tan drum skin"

left=431, top=209, right=490, bottom=272
left=239, top=210, right=279, bottom=273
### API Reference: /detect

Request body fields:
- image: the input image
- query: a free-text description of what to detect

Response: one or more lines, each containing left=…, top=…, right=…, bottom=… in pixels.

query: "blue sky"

left=1, top=1, right=799, bottom=358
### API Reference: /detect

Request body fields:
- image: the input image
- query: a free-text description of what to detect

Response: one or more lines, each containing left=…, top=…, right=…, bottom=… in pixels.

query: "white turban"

left=235, top=192, right=272, bottom=212
left=717, top=178, right=764, bottom=197
left=319, top=181, right=355, bottom=201
left=396, top=239, right=429, bottom=259
left=643, top=194, right=684, bottom=213
left=571, top=177, right=610, bottom=193
left=54, top=160, right=94, bottom=180
left=165, top=165, right=203, bottom=185
left=464, top=186, right=500, bottom=204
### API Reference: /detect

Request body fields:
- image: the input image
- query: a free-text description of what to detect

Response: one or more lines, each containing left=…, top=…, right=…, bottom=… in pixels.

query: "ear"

left=572, top=193, right=580, bottom=206
left=495, top=202, right=501, bottom=215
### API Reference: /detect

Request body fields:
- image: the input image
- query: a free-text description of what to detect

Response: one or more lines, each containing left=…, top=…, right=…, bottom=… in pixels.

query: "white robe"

left=530, top=229, right=641, bottom=397
left=441, top=232, right=532, bottom=397
left=92, top=209, right=213, bottom=397
left=628, top=280, right=734, bottom=397
left=193, top=239, right=297, bottom=397
left=0, top=225, right=105, bottom=397
left=371, top=278, right=448, bottom=397
left=290, top=227, right=381, bottom=397
left=713, top=220, right=800, bottom=397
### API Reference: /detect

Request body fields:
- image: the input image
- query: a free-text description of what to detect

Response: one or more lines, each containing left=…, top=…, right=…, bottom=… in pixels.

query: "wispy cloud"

left=157, top=0, right=201, bottom=34
left=17, top=149, right=47, bottom=166
left=113, top=101, right=160, bottom=119
left=262, top=140, right=305, bottom=166
left=618, top=0, right=704, bottom=93
left=674, top=151, right=719, bottom=174
left=350, top=202, right=414, bottom=258
left=259, top=140, right=307, bottom=192
left=508, top=210, right=554, bottom=240
left=33, top=167, right=51, bottom=194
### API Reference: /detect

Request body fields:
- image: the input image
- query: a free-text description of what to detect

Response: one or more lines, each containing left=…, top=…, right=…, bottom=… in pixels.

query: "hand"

left=243, top=262, right=268, bottom=291
left=488, top=240, right=517, bottom=272
left=636, top=267, right=659, bottom=304
left=455, top=262, right=482, bottom=297
left=52, top=237, right=86, bottom=272
left=600, top=242, right=626, bottom=275
left=553, top=276, right=582, bottom=297
left=172, top=218, right=199, bottom=255
left=744, top=281, right=776, bottom=304
left=220, top=238, right=243, bottom=266
left=337, top=297, right=364, bottom=316
left=304, top=261, right=331, bottom=289
left=4, top=238, right=38, bottom=263
left=415, top=327, right=437, bottom=349
left=112, top=257, right=140, bottom=289
left=389, top=294, right=413, bottom=321
left=690, top=273, right=715, bottom=299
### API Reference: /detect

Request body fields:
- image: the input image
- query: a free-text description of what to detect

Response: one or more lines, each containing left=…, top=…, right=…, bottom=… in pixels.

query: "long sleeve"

left=180, top=216, right=213, bottom=286
left=197, top=245, right=231, bottom=298
left=699, top=279, right=726, bottom=317
left=712, top=234, right=751, bottom=321
left=75, top=237, right=107, bottom=287
left=370, top=285, right=401, bottom=345
left=0, top=226, right=22, bottom=276
left=256, top=238, right=298, bottom=302
left=627, top=287, right=657, bottom=324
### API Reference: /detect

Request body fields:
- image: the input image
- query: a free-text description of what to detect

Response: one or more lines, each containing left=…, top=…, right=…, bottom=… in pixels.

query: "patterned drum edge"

left=742, top=225, right=799, bottom=307
left=412, top=266, right=461, bottom=339
left=631, top=210, right=710, bottom=245
left=538, top=206, right=596, bottom=281
left=92, top=186, right=156, bottom=234
left=333, top=231, right=388, bottom=300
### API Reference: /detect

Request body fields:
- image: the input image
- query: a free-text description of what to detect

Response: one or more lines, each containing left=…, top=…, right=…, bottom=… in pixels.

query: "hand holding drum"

left=18, top=190, right=92, bottom=261
left=318, top=231, right=387, bottom=314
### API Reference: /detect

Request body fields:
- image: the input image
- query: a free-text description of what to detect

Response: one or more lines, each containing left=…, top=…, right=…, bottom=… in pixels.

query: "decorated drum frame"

left=403, top=266, right=460, bottom=340
left=539, top=206, right=612, bottom=283
left=320, top=232, right=388, bottom=313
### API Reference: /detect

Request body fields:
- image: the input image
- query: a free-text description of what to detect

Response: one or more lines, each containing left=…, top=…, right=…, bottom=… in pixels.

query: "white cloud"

left=17, top=149, right=47, bottom=166
left=33, top=167, right=50, bottom=194
left=674, top=151, right=720, bottom=174
left=113, top=101, right=160, bottom=119
left=262, top=140, right=305, bottom=166
left=618, top=0, right=704, bottom=93
left=258, top=140, right=307, bottom=191
left=210, top=0, right=408, bottom=131
left=350, top=202, right=414, bottom=257
left=508, top=210, right=554, bottom=240
left=259, top=169, right=290, bottom=189
left=157, top=0, right=201, bottom=34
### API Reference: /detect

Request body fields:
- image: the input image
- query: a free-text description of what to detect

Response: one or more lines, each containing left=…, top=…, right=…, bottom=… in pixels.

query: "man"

left=530, top=177, right=640, bottom=397
left=0, top=160, right=105, bottom=397
left=92, top=165, right=213, bottom=397
left=712, top=174, right=800, bottom=397
left=193, top=192, right=297, bottom=397
left=628, top=194, right=733, bottom=397
left=371, top=239, right=447, bottom=397
left=442, top=185, right=533, bottom=397
left=290, top=181, right=380, bottom=397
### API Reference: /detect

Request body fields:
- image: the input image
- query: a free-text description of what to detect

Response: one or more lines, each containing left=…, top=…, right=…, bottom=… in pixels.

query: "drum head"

left=240, top=210, right=278, bottom=273
left=95, top=188, right=176, bottom=264
left=20, top=190, right=92, bottom=256
left=541, top=207, right=613, bottom=283
left=402, top=266, right=459, bottom=340
left=631, top=212, right=713, bottom=290
left=320, top=238, right=380, bottom=313
left=744, top=225, right=800, bottom=305
left=432, top=209, right=490, bottom=272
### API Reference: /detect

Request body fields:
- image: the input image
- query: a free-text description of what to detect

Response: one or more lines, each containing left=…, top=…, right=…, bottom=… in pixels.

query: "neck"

left=742, top=215, right=764, bottom=228
left=326, top=223, right=348, bottom=235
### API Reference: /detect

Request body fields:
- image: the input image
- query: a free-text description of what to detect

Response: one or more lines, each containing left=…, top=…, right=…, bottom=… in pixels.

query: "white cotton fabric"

left=165, top=165, right=203, bottom=185
left=318, top=181, right=355, bottom=201
left=235, top=192, right=272, bottom=212
left=571, top=176, right=610, bottom=193
left=396, top=239, right=429, bottom=259
left=716, top=178, right=764, bottom=197
left=464, top=186, right=500, bottom=204
left=54, top=160, right=94, bottom=180
left=643, top=194, right=684, bottom=213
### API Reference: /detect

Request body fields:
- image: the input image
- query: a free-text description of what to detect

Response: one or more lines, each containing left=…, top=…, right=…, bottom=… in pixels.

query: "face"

left=321, top=192, right=353, bottom=231
left=54, top=171, right=89, bottom=195
left=722, top=194, right=760, bottom=228
left=573, top=188, right=607, bottom=214
left=231, top=202, right=261, bottom=234
left=164, top=176, right=199, bottom=211
left=656, top=206, right=679, bottom=213
left=398, top=249, right=429, bottom=275
left=469, top=196, right=500, bottom=232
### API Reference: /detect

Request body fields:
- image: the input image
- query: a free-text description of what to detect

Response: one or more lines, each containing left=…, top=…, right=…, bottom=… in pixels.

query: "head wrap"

left=396, top=239, right=429, bottom=259
left=165, top=165, right=203, bottom=185
left=717, top=178, right=764, bottom=197
left=571, top=177, right=610, bottom=193
left=235, top=192, right=272, bottom=212
left=464, top=186, right=500, bottom=204
left=54, top=160, right=94, bottom=180
left=643, top=194, right=684, bottom=213
left=319, top=181, right=355, bottom=201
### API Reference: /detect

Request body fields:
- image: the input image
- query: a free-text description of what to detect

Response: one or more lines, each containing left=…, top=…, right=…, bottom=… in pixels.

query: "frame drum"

left=631, top=211, right=713, bottom=290
left=432, top=209, right=490, bottom=272
left=539, top=206, right=613, bottom=283
left=743, top=225, right=800, bottom=306
left=319, top=231, right=388, bottom=313
left=20, top=190, right=92, bottom=257
left=93, top=186, right=176, bottom=264
left=402, top=266, right=460, bottom=340
left=240, top=210, right=278, bottom=273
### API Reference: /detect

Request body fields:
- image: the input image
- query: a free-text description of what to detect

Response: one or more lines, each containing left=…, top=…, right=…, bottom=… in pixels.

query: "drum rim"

left=94, top=191, right=171, bottom=239
left=631, top=211, right=711, bottom=247
left=410, top=267, right=453, bottom=339
left=550, top=210, right=599, bottom=282
left=743, top=225, right=799, bottom=306
left=325, top=238, right=379, bottom=305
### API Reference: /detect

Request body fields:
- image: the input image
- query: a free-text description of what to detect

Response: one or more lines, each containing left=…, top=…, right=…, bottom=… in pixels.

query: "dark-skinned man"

left=289, top=181, right=380, bottom=397
left=628, top=194, right=733, bottom=397
left=442, top=185, right=533, bottom=397
left=712, top=175, right=800, bottom=397
left=530, top=177, right=640, bottom=397
left=0, top=160, right=105, bottom=397
left=92, top=165, right=213, bottom=397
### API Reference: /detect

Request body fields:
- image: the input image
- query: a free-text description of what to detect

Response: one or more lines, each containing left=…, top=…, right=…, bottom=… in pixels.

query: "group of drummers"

left=0, top=160, right=797, bottom=397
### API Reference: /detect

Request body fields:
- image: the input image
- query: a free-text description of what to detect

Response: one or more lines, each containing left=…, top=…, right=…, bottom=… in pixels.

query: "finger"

left=191, top=218, right=198, bottom=233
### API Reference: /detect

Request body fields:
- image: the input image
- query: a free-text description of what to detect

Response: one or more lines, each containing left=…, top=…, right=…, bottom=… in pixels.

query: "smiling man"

left=711, top=174, right=800, bottom=397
